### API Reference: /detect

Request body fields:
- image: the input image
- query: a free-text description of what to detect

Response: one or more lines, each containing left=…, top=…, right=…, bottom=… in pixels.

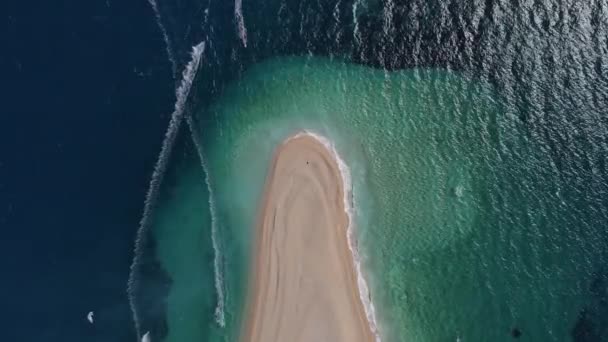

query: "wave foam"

left=235, top=0, right=248, bottom=47
left=147, top=0, right=226, bottom=326
left=127, top=41, right=205, bottom=340
left=186, top=116, right=226, bottom=327
left=148, top=0, right=178, bottom=78
left=289, top=130, right=382, bottom=342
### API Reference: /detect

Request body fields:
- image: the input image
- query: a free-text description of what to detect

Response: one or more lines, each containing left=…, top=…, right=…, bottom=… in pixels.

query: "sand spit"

left=241, top=133, right=376, bottom=342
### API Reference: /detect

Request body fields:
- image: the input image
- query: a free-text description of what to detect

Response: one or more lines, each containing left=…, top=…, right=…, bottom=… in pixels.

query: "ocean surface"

left=2, top=0, right=175, bottom=341
left=4, top=0, right=606, bottom=341
left=127, top=0, right=608, bottom=341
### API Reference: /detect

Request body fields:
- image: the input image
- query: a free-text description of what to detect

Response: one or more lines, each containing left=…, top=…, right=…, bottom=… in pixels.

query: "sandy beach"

left=241, top=134, right=374, bottom=342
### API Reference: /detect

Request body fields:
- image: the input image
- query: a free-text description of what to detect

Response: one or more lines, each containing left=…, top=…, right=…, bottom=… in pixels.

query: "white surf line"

left=146, top=0, right=226, bottom=326
left=127, top=41, right=206, bottom=340
left=382, top=0, right=394, bottom=36
left=148, top=0, right=178, bottom=78
left=185, top=115, right=226, bottom=327
left=352, top=0, right=364, bottom=47
left=289, top=131, right=382, bottom=342
left=235, top=0, right=248, bottom=47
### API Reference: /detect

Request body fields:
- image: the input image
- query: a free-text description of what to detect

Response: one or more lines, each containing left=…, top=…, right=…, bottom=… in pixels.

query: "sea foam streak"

left=146, top=0, right=226, bottom=325
left=186, top=115, right=226, bottom=327
left=148, top=0, right=178, bottom=78
left=235, top=0, right=248, bottom=47
left=127, top=41, right=205, bottom=339
left=289, top=131, right=382, bottom=342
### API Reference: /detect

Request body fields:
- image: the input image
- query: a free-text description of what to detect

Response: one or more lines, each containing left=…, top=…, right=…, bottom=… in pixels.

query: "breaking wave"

left=127, top=41, right=205, bottom=340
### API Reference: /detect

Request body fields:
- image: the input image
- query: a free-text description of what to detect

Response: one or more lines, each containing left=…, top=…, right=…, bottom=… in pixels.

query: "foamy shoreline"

left=288, top=131, right=382, bottom=342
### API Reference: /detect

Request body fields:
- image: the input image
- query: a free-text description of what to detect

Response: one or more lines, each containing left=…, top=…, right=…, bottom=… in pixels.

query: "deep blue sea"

left=1, top=0, right=174, bottom=340
left=2, top=0, right=608, bottom=341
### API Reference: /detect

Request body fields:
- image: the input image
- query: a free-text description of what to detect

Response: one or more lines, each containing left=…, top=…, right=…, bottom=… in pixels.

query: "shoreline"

left=241, top=131, right=380, bottom=342
left=289, top=131, right=381, bottom=342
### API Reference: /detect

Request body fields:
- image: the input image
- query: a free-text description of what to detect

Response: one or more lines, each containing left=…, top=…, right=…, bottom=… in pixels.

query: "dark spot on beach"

left=511, top=327, right=522, bottom=338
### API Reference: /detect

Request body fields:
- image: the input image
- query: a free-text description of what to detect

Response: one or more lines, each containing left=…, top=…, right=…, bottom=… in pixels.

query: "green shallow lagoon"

left=146, top=56, right=599, bottom=341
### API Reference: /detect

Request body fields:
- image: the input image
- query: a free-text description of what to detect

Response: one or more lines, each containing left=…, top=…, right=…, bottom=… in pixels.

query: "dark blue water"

left=1, top=0, right=174, bottom=340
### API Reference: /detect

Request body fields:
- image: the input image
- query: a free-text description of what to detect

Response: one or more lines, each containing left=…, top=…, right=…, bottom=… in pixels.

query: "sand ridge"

left=241, top=134, right=375, bottom=342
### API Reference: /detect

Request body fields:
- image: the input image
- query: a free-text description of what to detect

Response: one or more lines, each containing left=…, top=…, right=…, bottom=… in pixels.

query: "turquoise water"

left=195, top=57, right=500, bottom=341
left=133, top=131, right=222, bottom=341
left=134, top=55, right=605, bottom=341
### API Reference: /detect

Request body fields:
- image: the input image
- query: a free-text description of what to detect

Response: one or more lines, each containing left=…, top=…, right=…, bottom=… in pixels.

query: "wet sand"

left=241, top=134, right=374, bottom=342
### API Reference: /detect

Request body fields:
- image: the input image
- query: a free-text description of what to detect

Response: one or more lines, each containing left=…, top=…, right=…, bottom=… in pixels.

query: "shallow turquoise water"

left=134, top=132, right=221, bottom=341
left=136, top=55, right=605, bottom=341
